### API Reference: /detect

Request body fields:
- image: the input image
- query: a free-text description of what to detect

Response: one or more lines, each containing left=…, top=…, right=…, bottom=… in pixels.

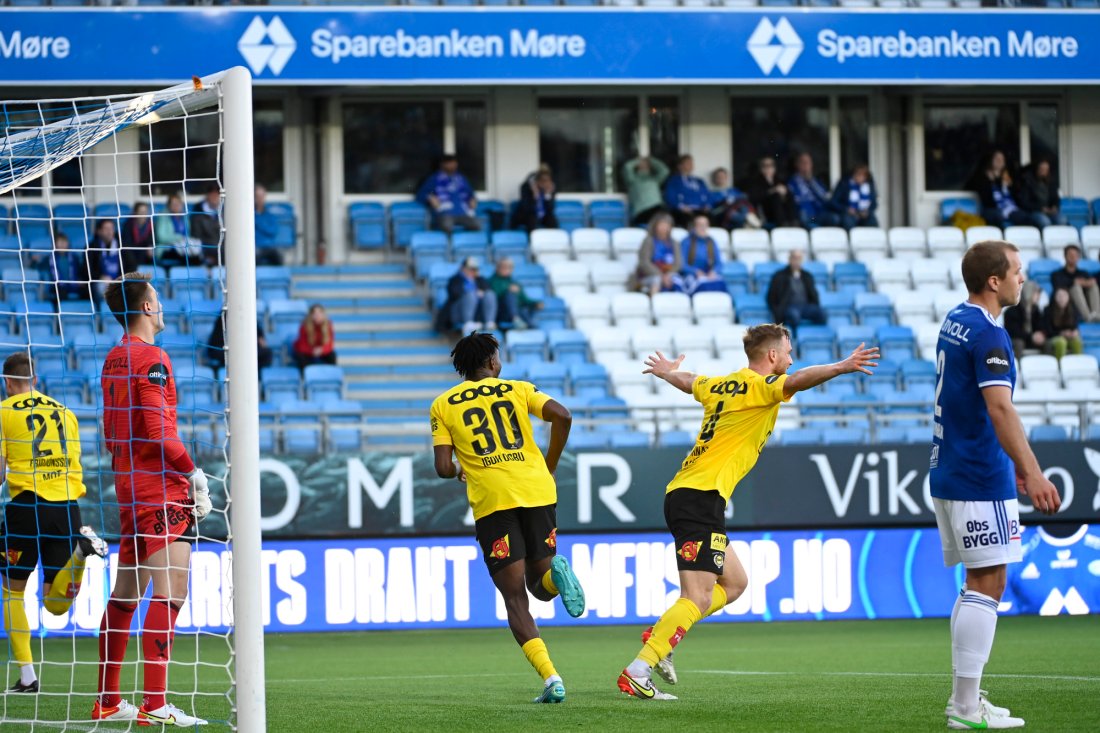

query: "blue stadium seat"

left=53, top=204, right=90, bottom=248
left=900, top=359, right=937, bottom=390
left=167, top=266, right=213, bottom=301
left=720, top=261, right=750, bottom=295
left=610, top=432, right=652, bottom=449
left=752, top=261, right=785, bottom=293
left=570, top=432, right=612, bottom=450
left=491, top=230, right=530, bottom=262
left=588, top=396, right=630, bottom=425
left=1030, top=424, right=1068, bottom=442
left=256, top=266, right=292, bottom=302
left=589, top=200, right=627, bottom=232
left=733, top=292, right=771, bottom=325
left=795, top=391, right=842, bottom=429
left=1092, top=198, right=1100, bottom=228
left=802, top=260, right=830, bottom=291
left=939, top=197, right=978, bottom=224
left=837, top=324, right=876, bottom=355
left=159, top=334, right=199, bottom=369
left=832, top=261, right=870, bottom=294
left=855, top=292, right=894, bottom=327
left=527, top=362, right=569, bottom=397
left=453, top=231, right=490, bottom=262
left=797, top=325, right=837, bottom=362
left=189, top=300, right=223, bottom=341
left=1060, top=197, right=1091, bottom=230
left=513, top=263, right=548, bottom=291
left=875, top=425, right=911, bottom=444
left=780, top=428, right=825, bottom=446
left=11, top=204, right=52, bottom=244
left=94, top=202, right=132, bottom=220
left=819, top=291, right=856, bottom=327
left=267, top=299, right=309, bottom=333
left=548, top=329, right=588, bottom=365
left=175, top=364, right=220, bottom=404
left=569, top=362, right=610, bottom=399
left=476, top=200, right=506, bottom=232
left=555, top=200, right=586, bottom=233
left=533, top=296, right=567, bottom=331
left=264, top=202, right=297, bottom=249
left=349, top=202, right=387, bottom=250
left=390, top=201, right=430, bottom=248
left=412, top=232, right=452, bottom=280
left=70, top=331, right=118, bottom=373
left=656, top=430, right=697, bottom=449
left=863, top=360, right=901, bottom=396
left=506, top=329, right=547, bottom=368
left=280, top=400, right=323, bottom=455
left=876, top=325, right=916, bottom=362
left=304, top=364, right=344, bottom=402
left=322, top=399, right=363, bottom=453
left=1027, top=258, right=1061, bottom=292
left=823, top=427, right=866, bottom=445
left=45, top=373, right=90, bottom=407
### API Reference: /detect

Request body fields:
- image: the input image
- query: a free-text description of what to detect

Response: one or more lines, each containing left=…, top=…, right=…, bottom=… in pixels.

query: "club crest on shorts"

left=490, top=534, right=510, bottom=560
left=677, top=541, right=701, bottom=562
left=545, top=528, right=557, bottom=549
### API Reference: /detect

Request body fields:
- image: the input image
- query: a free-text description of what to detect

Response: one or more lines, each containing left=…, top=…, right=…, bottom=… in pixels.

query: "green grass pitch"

left=2, top=615, right=1097, bottom=731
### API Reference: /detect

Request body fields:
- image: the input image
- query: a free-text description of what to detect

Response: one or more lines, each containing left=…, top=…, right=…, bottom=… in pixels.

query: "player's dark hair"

left=743, top=324, right=791, bottom=362
left=961, top=240, right=1019, bottom=295
left=105, top=272, right=153, bottom=328
left=1064, top=244, right=1082, bottom=258
left=451, top=332, right=499, bottom=380
left=3, top=352, right=33, bottom=381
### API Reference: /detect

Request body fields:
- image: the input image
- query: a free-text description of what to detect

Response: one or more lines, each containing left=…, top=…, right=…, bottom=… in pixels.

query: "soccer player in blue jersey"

left=931, top=240, right=1061, bottom=730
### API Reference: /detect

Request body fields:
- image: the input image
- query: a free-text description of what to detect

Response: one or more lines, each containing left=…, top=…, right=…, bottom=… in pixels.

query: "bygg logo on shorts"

left=490, top=534, right=511, bottom=559
left=677, top=541, right=701, bottom=562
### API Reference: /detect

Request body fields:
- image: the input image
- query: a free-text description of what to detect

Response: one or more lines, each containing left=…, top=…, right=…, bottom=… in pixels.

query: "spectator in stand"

left=438, top=257, right=497, bottom=334
left=788, top=153, right=840, bottom=229
left=488, top=257, right=542, bottom=329
left=968, top=150, right=1029, bottom=227
left=766, top=249, right=826, bottom=330
left=293, top=304, right=337, bottom=372
left=206, top=318, right=273, bottom=375
left=45, top=231, right=90, bottom=302
left=742, top=156, right=799, bottom=228
left=189, top=182, right=222, bottom=265
left=87, top=219, right=127, bottom=301
left=1004, top=280, right=1047, bottom=359
left=254, top=183, right=283, bottom=266
left=1016, top=157, right=1068, bottom=229
left=663, top=154, right=711, bottom=227
left=708, top=167, right=760, bottom=230
left=511, top=165, right=558, bottom=233
left=154, top=192, right=204, bottom=269
left=121, top=202, right=154, bottom=267
left=1051, top=244, right=1100, bottom=322
left=417, top=154, right=480, bottom=234
left=832, top=163, right=879, bottom=230
left=622, top=155, right=670, bottom=226
left=635, top=213, right=683, bottom=296
left=680, top=214, right=728, bottom=295
left=1043, top=287, right=1084, bottom=361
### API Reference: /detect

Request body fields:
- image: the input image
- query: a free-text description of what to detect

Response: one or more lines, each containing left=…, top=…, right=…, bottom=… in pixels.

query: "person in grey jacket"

left=623, top=156, right=670, bottom=226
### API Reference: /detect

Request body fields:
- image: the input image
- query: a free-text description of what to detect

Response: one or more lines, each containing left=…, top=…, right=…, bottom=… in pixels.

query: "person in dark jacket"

left=206, top=318, right=273, bottom=374
left=46, top=231, right=91, bottom=302
left=1051, top=244, right=1100, bottom=322
left=438, top=257, right=498, bottom=333
left=742, top=157, right=799, bottom=228
left=87, top=219, right=127, bottom=302
left=1016, top=158, right=1067, bottom=229
left=511, top=166, right=558, bottom=233
left=190, top=182, right=222, bottom=265
left=766, top=249, right=825, bottom=329
left=1042, top=287, right=1083, bottom=360
left=968, top=150, right=1029, bottom=227
left=1004, top=280, right=1047, bottom=359
left=788, top=153, right=840, bottom=229
left=121, top=201, right=154, bottom=267
left=663, top=154, right=711, bottom=227
left=708, top=168, right=760, bottom=229
left=832, top=163, right=879, bottom=230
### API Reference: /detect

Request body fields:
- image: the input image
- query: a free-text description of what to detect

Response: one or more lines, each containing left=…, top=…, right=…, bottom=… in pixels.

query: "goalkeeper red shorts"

left=117, top=502, right=196, bottom=565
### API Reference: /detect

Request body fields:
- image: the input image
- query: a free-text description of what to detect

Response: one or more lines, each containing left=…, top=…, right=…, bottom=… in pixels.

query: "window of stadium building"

left=139, top=115, right=221, bottom=196
left=343, top=101, right=487, bottom=194
left=254, top=100, right=286, bottom=193
left=923, top=103, right=1020, bottom=192
left=1028, top=103, right=1061, bottom=177
left=538, top=97, right=643, bottom=194
left=839, top=97, right=870, bottom=177
left=730, top=98, right=830, bottom=184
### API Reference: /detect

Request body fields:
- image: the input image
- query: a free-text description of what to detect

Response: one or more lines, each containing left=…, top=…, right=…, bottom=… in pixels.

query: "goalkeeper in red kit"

left=91, top=273, right=211, bottom=727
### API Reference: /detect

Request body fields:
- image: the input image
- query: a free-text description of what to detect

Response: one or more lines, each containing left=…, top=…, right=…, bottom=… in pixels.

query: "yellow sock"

left=638, top=598, right=702, bottom=667
left=43, top=552, right=86, bottom=616
left=704, top=584, right=728, bottom=618
left=2, top=587, right=33, bottom=666
left=521, top=637, right=558, bottom=681
left=540, top=570, right=558, bottom=597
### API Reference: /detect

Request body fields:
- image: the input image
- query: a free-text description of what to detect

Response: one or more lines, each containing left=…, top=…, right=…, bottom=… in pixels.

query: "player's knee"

left=42, top=596, right=72, bottom=616
left=723, top=571, right=748, bottom=602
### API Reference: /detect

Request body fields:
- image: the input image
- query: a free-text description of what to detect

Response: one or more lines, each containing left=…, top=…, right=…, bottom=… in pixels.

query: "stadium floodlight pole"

left=222, top=65, right=267, bottom=732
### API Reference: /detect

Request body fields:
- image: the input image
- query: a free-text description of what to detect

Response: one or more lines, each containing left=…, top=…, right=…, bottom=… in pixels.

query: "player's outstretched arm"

left=541, top=399, right=572, bottom=475
left=983, top=386, right=1061, bottom=515
left=642, top=351, right=696, bottom=395
left=783, top=342, right=880, bottom=398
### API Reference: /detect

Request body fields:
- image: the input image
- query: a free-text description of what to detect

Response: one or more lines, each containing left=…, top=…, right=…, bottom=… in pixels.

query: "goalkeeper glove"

left=188, top=468, right=212, bottom=521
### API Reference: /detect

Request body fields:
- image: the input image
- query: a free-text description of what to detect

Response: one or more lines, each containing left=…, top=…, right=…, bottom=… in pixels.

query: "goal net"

left=0, top=68, right=263, bottom=730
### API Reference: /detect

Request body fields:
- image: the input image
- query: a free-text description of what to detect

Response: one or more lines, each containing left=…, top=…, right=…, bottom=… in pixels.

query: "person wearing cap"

left=439, top=256, right=498, bottom=334
left=417, top=154, right=480, bottom=234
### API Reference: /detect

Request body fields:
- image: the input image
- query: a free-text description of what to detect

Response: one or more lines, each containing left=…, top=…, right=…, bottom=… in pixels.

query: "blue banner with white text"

left=5, top=524, right=1098, bottom=639
left=0, top=9, right=1097, bottom=85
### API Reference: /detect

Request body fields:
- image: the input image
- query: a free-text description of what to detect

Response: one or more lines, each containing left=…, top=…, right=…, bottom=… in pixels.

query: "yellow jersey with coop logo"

left=430, top=378, right=556, bottom=520
left=667, top=369, right=790, bottom=501
left=0, top=389, right=85, bottom=501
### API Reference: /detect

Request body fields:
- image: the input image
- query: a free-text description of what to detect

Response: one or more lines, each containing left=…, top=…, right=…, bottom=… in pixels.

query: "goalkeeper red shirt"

left=102, top=335, right=194, bottom=506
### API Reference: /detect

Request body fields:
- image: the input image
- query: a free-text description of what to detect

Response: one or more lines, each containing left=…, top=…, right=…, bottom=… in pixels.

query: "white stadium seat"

left=909, top=258, right=952, bottom=291
left=1042, top=225, right=1081, bottom=250
left=547, top=260, right=591, bottom=299
left=651, top=291, right=694, bottom=328
left=611, top=227, right=647, bottom=260
left=964, top=225, right=1003, bottom=247
left=587, top=327, right=632, bottom=365
left=888, top=227, right=928, bottom=260
left=568, top=293, right=611, bottom=333
left=714, top=324, right=750, bottom=355
left=916, top=322, right=943, bottom=361
left=771, top=227, right=810, bottom=260
left=1020, top=354, right=1061, bottom=390
left=609, top=359, right=653, bottom=395
left=927, top=227, right=966, bottom=258
left=1060, top=354, right=1100, bottom=391
left=1003, top=225, right=1043, bottom=261
left=589, top=260, right=633, bottom=295
left=610, top=292, right=652, bottom=331
left=530, top=229, right=572, bottom=263
left=933, top=289, right=968, bottom=321
left=631, top=328, right=673, bottom=360
left=672, top=326, right=716, bottom=361
left=1080, top=225, right=1100, bottom=253
left=692, top=291, right=735, bottom=329
left=849, top=228, right=889, bottom=262
left=893, top=291, right=936, bottom=327
left=708, top=227, right=733, bottom=261
left=570, top=228, right=612, bottom=262
left=809, top=227, right=850, bottom=265
left=870, top=259, right=912, bottom=294
left=731, top=229, right=772, bottom=265
left=672, top=227, right=689, bottom=245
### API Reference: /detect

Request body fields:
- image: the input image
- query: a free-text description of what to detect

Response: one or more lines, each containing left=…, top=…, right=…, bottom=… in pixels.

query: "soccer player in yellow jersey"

left=617, top=324, right=879, bottom=700
left=431, top=332, right=585, bottom=704
left=0, top=352, right=107, bottom=693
